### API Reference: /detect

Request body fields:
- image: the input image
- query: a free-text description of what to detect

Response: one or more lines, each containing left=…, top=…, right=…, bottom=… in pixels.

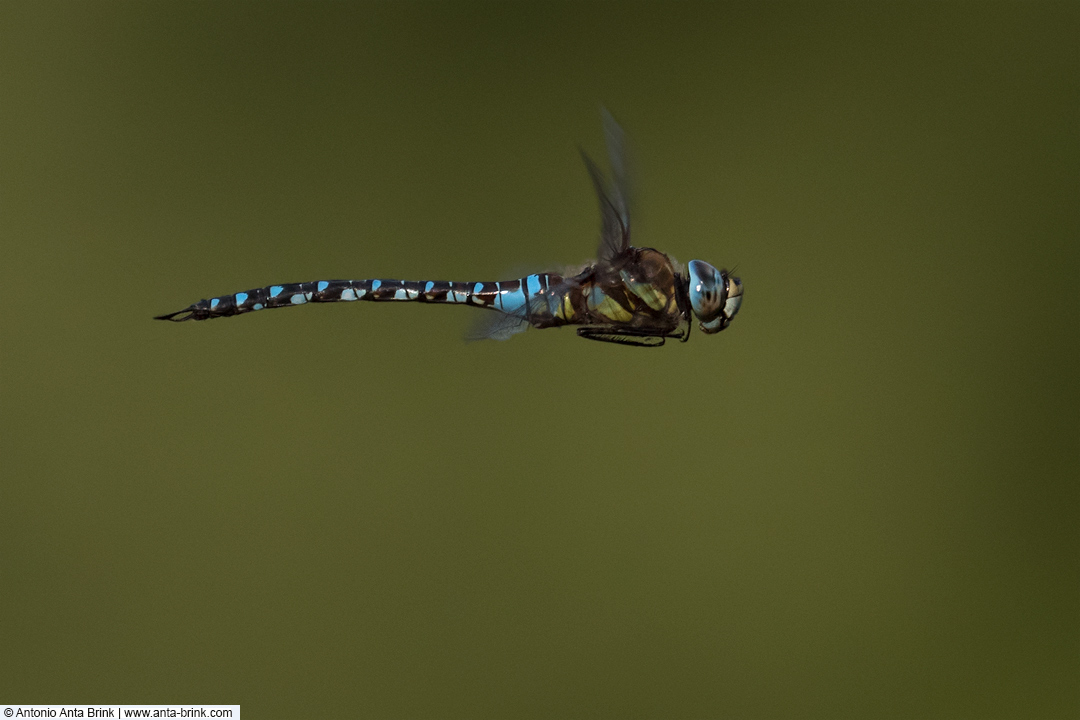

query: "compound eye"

left=688, top=259, right=725, bottom=321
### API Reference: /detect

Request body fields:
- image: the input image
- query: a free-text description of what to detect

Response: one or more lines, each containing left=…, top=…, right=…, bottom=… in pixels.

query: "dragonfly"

left=155, top=114, right=743, bottom=347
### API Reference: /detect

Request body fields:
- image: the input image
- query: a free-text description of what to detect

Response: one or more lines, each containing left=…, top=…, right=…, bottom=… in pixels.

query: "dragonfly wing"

left=602, top=107, right=634, bottom=228
left=464, top=286, right=549, bottom=341
left=582, top=152, right=628, bottom=264
left=585, top=109, right=634, bottom=265
left=465, top=276, right=577, bottom=342
left=465, top=307, right=530, bottom=342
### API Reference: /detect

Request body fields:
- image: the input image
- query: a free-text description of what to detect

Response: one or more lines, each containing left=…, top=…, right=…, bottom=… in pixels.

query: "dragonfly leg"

left=576, top=326, right=671, bottom=347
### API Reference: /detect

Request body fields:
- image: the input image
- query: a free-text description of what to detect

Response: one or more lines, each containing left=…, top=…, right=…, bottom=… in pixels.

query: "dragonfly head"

left=687, top=259, right=742, bottom=334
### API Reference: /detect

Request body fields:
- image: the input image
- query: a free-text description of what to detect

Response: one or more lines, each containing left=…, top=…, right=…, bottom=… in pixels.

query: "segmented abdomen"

left=155, top=277, right=545, bottom=322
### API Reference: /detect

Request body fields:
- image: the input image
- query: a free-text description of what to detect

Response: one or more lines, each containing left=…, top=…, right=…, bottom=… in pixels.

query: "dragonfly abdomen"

left=154, top=277, right=540, bottom=322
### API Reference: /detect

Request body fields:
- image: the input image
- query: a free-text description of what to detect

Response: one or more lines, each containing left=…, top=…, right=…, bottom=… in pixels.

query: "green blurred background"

left=2, top=1, right=1076, bottom=717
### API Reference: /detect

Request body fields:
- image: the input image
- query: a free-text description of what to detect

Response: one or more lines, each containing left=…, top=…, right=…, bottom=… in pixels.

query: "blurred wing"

left=465, top=285, right=551, bottom=342
left=465, top=307, right=530, bottom=342
left=603, top=107, right=634, bottom=224
left=465, top=275, right=581, bottom=342
left=585, top=109, right=634, bottom=265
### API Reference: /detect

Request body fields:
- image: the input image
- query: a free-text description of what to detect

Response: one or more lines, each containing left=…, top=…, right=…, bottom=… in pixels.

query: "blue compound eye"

left=688, top=259, right=741, bottom=334
left=688, top=259, right=724, bottom=321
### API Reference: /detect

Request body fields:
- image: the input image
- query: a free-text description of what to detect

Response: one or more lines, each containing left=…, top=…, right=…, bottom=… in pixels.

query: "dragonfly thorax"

left=687, top=259, right=742, bottom=334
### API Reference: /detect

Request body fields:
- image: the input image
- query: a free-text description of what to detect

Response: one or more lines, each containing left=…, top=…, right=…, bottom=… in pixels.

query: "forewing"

left=585, top=109, right=634, bottom=265
left=583, top=151, right=630, bottom=265
left=602, top=107, right=634, bottom=227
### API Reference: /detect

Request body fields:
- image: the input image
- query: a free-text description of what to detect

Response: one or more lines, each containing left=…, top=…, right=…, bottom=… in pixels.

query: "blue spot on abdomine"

left=318, top=281, right=328, bottom=292
left=235, top=292, right=248, bottom=305
left=371, top=280, right=381, bottom=291
left=270, top=286, right=283, bottom=298
left=210, top=298, right=219, bottom=310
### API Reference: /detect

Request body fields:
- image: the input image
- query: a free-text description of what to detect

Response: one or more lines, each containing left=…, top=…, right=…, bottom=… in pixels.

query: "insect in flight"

left=155, top=113, right=743, bottom=347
